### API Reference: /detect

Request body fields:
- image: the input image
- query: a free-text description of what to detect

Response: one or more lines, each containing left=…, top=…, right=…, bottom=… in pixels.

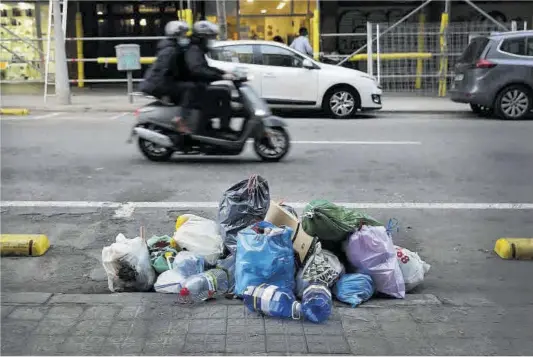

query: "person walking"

left=290, top=27, right=313, bottom=57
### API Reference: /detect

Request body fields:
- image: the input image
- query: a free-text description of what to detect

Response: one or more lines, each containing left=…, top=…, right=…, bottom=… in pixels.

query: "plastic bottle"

left=179, top=268, right=229, bottom=303
left=301, top=283, right=333, bottom=323
left=243, top=284, right=301, bottom=320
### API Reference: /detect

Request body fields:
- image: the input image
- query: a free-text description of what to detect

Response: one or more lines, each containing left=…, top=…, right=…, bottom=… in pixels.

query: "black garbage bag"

left=217, top=175, right=270, bottom=254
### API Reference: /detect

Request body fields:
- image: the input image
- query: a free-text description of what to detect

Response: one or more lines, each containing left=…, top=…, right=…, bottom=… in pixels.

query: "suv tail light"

left=476, top=59, right=496, bottom=69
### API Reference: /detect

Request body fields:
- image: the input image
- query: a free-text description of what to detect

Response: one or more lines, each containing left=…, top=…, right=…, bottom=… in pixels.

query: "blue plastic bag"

left=235, top=221, right=295, bottom=296
left=333, top=273, right=375, bottom=307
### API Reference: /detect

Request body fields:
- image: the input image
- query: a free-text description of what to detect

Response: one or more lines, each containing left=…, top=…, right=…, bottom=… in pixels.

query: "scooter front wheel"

left=254, top=127, right=290, bottom=162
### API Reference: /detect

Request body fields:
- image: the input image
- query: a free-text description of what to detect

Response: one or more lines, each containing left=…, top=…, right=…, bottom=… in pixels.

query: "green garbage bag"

left=302, top=200, right=382, bottom=242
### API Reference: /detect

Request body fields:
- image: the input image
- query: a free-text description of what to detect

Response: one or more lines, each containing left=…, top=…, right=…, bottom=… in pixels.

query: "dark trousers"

left=187, top=84, right=232, bottom=131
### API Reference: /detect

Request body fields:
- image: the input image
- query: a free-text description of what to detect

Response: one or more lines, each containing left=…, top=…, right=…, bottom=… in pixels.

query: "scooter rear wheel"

left=254, top=127, right=290, bottom=162
left=138, top=137, right=173, bottom=162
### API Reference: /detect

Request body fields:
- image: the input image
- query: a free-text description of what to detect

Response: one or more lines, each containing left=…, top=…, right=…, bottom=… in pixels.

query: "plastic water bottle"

left=179, top=268, right=229, bottom=303
left=301, top=283, right=333, bottom=323
left=243, top=284, right=301, bottom=319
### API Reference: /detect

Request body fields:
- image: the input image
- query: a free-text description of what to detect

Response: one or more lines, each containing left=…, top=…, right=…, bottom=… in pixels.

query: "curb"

left=0, top=108, right=30, bottom=115
left=14, top=107, right=469, bottom=115
left=1, top=292, right=442, bottom=308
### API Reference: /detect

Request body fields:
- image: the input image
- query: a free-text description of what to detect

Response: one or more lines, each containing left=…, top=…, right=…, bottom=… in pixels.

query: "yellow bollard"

left=1, top=108, right=29, bottom=115
left=494, top=238, right=533, bottom=260
left=0, top=234, right=50, bottom=256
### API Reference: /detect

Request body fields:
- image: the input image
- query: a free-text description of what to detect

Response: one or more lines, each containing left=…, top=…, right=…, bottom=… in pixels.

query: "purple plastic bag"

left=345, top=225, right=405, bottom=299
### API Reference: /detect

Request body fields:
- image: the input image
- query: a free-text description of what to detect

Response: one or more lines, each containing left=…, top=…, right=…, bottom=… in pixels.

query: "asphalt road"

left=1, top=111, right=533, bottom=306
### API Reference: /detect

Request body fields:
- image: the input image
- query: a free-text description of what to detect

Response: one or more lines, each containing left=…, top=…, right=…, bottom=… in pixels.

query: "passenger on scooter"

left=183, top=20, right=236, bottom=135
left=139, top=20, right=192, bottom=133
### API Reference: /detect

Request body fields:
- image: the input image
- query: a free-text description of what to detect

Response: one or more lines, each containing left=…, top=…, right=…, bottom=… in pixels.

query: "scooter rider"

left=183, top=20, right=235, bottom=134
left=139, top=20, right=192, bottom=133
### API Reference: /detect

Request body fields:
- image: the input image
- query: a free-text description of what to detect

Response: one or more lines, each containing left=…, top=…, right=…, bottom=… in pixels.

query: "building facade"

left=1, top=0, right=532, bottom=84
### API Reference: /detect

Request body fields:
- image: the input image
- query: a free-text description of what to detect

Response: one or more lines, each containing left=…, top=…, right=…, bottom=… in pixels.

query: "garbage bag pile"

left=101, top=175, right=431, bottom=324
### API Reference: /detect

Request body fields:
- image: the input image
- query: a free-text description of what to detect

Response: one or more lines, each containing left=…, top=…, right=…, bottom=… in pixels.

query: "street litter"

left=333, top=273, right=375, bottom=307
left=218, top=175, right=270, bottom=254
left=235, top=221, right=295, bottom=296
left=173, top=214, right=223, bottom=265
left=102, top=232, right=155, bottom=292
left=101, top=175, right=432, bottom=324
left=295, top=242, right=344, bottom=298
left=346, top=225, right=405, bottom=299
left=395, top=245, right=431, bottom=292
left=147, top=235, right=179, bottom=273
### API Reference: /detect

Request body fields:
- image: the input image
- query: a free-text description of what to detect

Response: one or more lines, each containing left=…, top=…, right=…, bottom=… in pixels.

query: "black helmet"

left=192, top=20, right=219, bottom=38
left=165, top=21, right=189, bottom=37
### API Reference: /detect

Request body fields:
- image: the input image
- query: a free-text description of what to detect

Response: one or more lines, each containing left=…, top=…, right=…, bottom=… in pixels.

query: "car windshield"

left=458, top=37, right=490, bottom=63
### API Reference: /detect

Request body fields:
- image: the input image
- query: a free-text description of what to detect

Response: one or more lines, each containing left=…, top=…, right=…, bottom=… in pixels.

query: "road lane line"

left=3, top=201, right=533, bottom=219
left=110, top=112, right=129, bottom=120
left=32, top=112, right=62, bottom=119
left=291, top=140, right=422, bottom=145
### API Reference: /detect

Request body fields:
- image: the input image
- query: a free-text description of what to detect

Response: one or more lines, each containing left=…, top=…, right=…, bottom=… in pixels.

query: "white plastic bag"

left=173, top=214, right=224, bottom=265
left=102, top=233, right=156, bottom=292
left=394, top=246, right=431, bottom=292
left=154, top=269, right=186, bottom=294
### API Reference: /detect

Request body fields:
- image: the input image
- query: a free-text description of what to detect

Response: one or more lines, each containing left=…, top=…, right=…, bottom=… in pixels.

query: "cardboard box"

left=265, top=201, right=316, bottom=265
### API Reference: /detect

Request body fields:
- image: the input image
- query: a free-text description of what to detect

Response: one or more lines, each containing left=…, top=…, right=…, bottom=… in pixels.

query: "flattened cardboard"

left=265, top=201, right=315, bottom=264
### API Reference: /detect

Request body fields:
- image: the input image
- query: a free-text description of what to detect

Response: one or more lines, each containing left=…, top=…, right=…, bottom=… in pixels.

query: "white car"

left=207, top=40, right=383, bottom=119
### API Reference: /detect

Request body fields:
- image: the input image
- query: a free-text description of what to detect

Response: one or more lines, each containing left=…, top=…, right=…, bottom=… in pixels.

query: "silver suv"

left=450, top=30, right=533, bottom=120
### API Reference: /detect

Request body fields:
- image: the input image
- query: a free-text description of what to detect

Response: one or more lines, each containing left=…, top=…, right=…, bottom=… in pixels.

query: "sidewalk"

left=1, top=292, right=532, bottom=355
left=0, top=93, right=469, bottom=114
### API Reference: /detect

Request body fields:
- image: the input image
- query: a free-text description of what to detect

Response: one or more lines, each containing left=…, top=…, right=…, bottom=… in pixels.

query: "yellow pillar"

left=438, top=13, right=449, bottom=97
left=75, top=12, right=84, bottom=88
left=415, top=13, right=425, bottom=89
left=312, top=9, right=320, bottom=60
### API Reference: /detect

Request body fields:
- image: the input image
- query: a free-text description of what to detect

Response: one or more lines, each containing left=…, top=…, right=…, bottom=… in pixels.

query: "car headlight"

left=361, top=74, right=377, bottom=82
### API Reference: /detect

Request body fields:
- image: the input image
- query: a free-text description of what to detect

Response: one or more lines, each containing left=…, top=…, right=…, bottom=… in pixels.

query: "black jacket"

left=184, top=41, right=224, bottom=83
left=139, top=38, right=178, bottom=96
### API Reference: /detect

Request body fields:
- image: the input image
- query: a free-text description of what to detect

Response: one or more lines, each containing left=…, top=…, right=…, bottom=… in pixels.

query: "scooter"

left=128, top=70, right=290, bottom=162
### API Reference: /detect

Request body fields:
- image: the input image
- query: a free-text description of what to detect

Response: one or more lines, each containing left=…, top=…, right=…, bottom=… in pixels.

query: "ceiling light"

left=247, top=0, right=254, bottom=2
left=97, top=11, right=103, bottom=15
left=261, top=9, right=267, bottom=13
left=276, top=2, right=286, bottom=10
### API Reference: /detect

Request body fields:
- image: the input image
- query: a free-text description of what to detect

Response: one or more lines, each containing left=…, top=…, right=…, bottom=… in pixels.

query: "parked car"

left=207, top=40, right=383, bottom=119
left=450, top=30, right=533, bottom=120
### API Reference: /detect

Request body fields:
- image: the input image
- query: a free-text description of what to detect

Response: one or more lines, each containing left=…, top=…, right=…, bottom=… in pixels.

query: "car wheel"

left=323, top=87, right=360, bottom=119
left=495, top=85, right=532, bottom=120
left=470, top=103, right=494, bottom=117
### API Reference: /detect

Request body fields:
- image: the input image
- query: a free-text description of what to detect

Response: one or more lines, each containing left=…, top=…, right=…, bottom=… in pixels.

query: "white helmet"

left=192, top=20, right=219, bottom=38
left=165, top=21, right=189, bottom=37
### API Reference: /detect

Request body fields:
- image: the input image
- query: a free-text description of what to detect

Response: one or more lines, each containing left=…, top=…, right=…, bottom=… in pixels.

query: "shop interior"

left=0, top=1, right=55, bottom=82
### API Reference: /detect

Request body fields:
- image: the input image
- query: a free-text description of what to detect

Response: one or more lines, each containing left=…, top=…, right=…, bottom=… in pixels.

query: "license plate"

left=454, top=74, right=464, bottom=81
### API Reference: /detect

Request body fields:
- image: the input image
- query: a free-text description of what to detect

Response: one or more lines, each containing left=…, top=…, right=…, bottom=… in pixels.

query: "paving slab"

left=2, top=297, right=532, bottom=356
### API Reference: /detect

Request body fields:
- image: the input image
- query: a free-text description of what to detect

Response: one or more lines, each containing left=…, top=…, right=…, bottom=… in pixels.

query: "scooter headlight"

left=254, top=109, right=267, bottom=116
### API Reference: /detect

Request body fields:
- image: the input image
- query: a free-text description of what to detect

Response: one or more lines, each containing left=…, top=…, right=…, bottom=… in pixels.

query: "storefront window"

left=0, top=2, right=47, bottom=82
left=239, top=0, right=291, bottom=16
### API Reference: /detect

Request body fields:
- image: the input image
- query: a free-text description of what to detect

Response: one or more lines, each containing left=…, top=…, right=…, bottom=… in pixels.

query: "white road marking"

left=291, top=140, right=421, bottom=145
left=2, top=201, right=533, bottom=219
left=110, top=112, right=129, bottom=120
left=32, top=112, right=62, bottom=120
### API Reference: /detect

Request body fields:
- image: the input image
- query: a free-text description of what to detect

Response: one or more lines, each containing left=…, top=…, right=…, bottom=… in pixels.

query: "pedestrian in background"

left=273, top=35, right=284, bottom=44
left=290, top=27, right=313, bottom=57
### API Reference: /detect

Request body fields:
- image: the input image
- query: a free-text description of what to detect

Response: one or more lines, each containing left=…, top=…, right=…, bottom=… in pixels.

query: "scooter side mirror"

left=302, top=59, right=315, bottom=69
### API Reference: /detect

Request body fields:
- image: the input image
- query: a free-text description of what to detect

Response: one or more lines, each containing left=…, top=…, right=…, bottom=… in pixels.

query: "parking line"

left=110, top=112, right=129, bottom=120
left=2, top=201, right=533, bottom=219
left=32, top=112, right=62, bottom=120
left=291, top=140, right=421, bottom=145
